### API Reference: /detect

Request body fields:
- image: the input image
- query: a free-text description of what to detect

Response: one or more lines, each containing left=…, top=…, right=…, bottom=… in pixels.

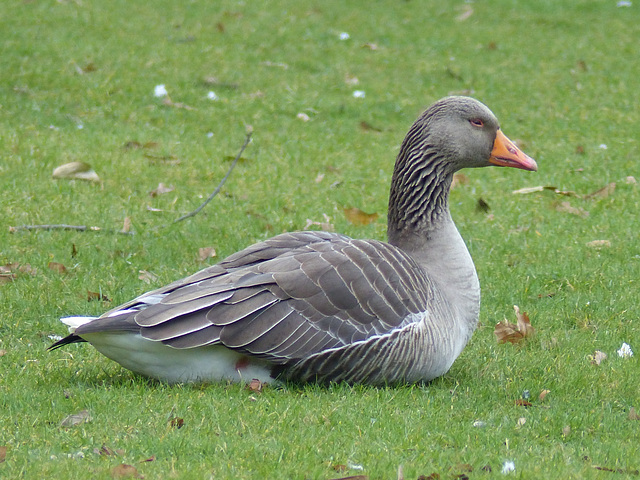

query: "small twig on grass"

left=172, top=130, right=252, bottom=224
left=8, top=224, right=134, bottom=235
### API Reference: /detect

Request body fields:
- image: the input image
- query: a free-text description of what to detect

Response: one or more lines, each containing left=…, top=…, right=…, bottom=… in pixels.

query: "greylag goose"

left=50, top=96, right=537, bottom=385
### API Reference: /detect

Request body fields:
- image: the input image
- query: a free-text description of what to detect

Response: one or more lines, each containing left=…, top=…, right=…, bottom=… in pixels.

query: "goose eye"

left=470, top=119, right=484, bottom=127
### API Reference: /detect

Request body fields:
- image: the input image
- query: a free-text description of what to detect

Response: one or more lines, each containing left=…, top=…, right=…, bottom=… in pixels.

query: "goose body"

left=50, top=96, right=537, bottom=385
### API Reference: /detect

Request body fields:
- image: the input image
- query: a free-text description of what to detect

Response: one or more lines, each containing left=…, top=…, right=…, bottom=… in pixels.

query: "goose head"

left=410, top=96, right=537, bottom=173
left=388, top=96, right=537, bottom=237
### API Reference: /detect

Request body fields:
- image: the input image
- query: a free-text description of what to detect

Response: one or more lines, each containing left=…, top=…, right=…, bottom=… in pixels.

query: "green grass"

left=2, top=0, right=639, bottom=478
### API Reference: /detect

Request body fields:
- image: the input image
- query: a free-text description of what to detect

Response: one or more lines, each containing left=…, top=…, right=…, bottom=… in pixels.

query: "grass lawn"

left=1, top=0, right=639, bottom=478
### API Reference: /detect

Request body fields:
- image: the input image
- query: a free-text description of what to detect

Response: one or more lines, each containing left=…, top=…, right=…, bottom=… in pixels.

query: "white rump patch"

left=60, top=316, right=98, bottom=333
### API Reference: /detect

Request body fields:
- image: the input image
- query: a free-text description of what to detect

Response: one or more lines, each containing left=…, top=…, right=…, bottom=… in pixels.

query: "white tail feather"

left=60, top=316, right=98, bottom=333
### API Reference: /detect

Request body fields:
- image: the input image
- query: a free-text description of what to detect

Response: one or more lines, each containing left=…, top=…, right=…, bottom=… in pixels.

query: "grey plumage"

left=50, top=96, right=537, bottom=385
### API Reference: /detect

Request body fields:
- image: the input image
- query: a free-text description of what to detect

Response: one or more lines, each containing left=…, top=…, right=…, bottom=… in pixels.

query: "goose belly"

left=80, top=331, right=275, bottom=384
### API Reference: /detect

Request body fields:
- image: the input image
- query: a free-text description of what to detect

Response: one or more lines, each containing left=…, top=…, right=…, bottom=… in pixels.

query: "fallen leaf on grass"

left=87, top=291, right=111, bottom=302
left=0, top=349, right=6, bottom=357
left=359, top=121, right=382, bottom=132
left=304, top=214, right=335, bottom=232
left=0, top=273, right=16, bottom=284
left=143, top=153, right=180, bottom=165
left=111, top=464, right=142, bottom=479
left=456, top=5, right=474, bottom=21
left=53, top=162, right=101, bottom=183
left=169, top=417, right=184, bottom=429
left=121, top=216, right=132, bottom=234
left=138, top=270, right=159, bottom=284
left=586, top=240, right=611, bottom=249
left=539, top=389, right=551, bottom=401
left=515, top=399, right=532, bottom=407
left=512, top=185, right=577, bottom=196
left=48, top=262, right=68, bottom=274
left=626, top=176, right=637, bottom=184
left=418, top=474, right=440, bottom=480
left=140, top=455, right=156, bottom=463
left=149, top=182, right=175, bottom=197
left=343, top=207, right=378, bottom=226
left=198, top=247, right=217, bottom=261
left=629, top=407, right=640, bottom=421
left=246, top=378, right=263, bottom=393
left=60, top=409, right=91, bottom=427
left=588, top=350, right=607, bottom=365
left=162, top=97, right=195, bottom=111
left=562, top=425, right=571, bottom=437
left=585, top=182, right=616, bottom=199
left=556, top=201, right=589, bottom=218
left=0, top=446, right=6, bottom=462
left=494, top=305, right=535, bottom=344
left=123, top=140, right=159, bottom=150
left=451, top=173, right=469, bottom=188
left=592, top=465, right=639, bottom=475
left=93, top=444, right=123, bottom=456
left=361, top=42, right=379, bottom=50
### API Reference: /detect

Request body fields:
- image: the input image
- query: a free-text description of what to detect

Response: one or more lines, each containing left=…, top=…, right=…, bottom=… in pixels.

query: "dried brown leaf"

left=138, top=270, right=158, bottom=284
left=451, top=173, right=469, bottom=188
left=162, top=97, right=195, bottom=110
left=198, top=247, right=217, bottom=261
left=94, top=444, right=118, bottom=456
left=169, top=417, right=184, bottom=429
left=626, top=176, right=637, bottom=185
left=494, top=305, right=535, bottom=344
left=87, top=290, right=111, bottom=302
left=246, top=378, right=263, bottom=393
left=455, top=464, right=473, bottom=473
left=140, top=455, right=156, bottom=463
left=0, top=349, right=6, bottom=357
left=304, top=214, right=335, bottom=232
left=60, top=409, right=91, bottom=427
left=539, top=389, right=551, bottom=402
left=0, top=446, right=6, bottom=463
left=515, top=399, right=532, bottom=407
left=52, top=162, right=101, bottom=183
left=48, top=262, right=67, bottom=274
left=556, top=201, right=589, bottom=218
left=343, top=207, right=379, bottom=226
left=0, top=274, right=16, bottom=284
left=585, top=182, right=616, bottom=199
left=121, top=216, right=132, bottom=234
left=588, top=350, right=607, bottom=365
left=71, top=243, right=78, bottom=257
left=456, top=5, right=474, bottom=21
left=111, top=463, right=142, bottom=479
left=359, top=121, right=382, bottom=132
left=586, top=240, right=611, bottom=249
left=418, top=474, right=440, bottom=480
left=149, top=182, right=175, bottom=197
left=361, top=42, right=379, bottom=50
left=143, top=153, right=180, bottom=165
left=629, top=407, right=640, bottom=421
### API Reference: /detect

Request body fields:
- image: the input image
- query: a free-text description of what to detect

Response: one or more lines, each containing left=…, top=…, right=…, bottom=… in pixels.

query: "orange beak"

left=489, top=130, right=538, bottom=171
